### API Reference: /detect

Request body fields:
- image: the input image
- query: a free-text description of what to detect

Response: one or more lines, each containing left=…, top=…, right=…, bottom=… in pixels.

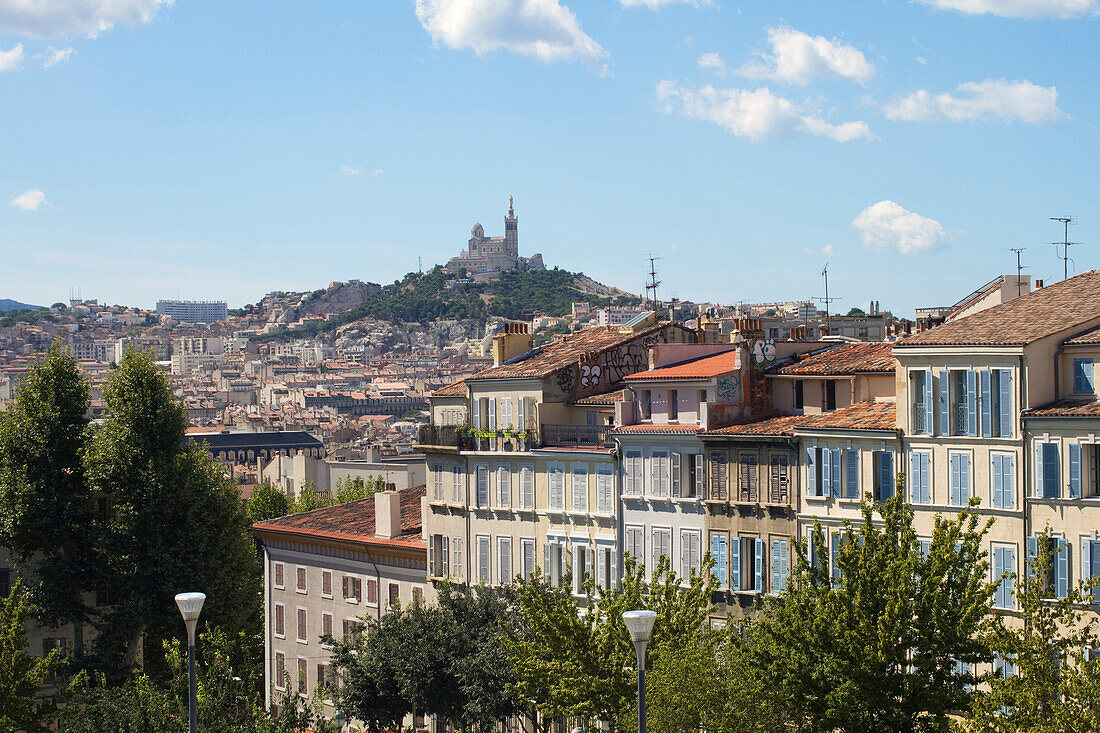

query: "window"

left=342, top=576, right=362, bottom=603
left=274, top=603, right=285, bottom=637
left=322, top=612, right=332, bottom=637
left=296, top=567, right=307, bottom=594
left=769, top=455, right=789, bottom=503
left=498, top=537, right=513, bottom=584
left=1036, top=442, right=1060, bottom=499
left=433, top=465, right=444, bottom=500
left=1028, top=535, right=1069, bottom=599
left=521, top=538, right=536, bottom=581
left=680, top=530, right=701, bottom=582
left=909, top=451, right=931, bottom=504
left=690, top=454, right=704, bottom=499
left=912, top=369, right=933, bottom=434
left=1080, top=537, right=1100, bottom=601
left=823, top=380, right=836, bottom=412
left=1074, top=358, right=1094, bottom=395
left=1069, top=444, right=1082, bottom=498
left=596, top=470, right=613, bottom=513
left=452, top=538, right=464, bottom=582
left=366, top=578, right=378, bottom=605
left=669, top=389, right=679, bottom=420
left=626, top=526, right=644, bottom=563
left=731, top=536, right=765, bottom=593
left=274, top=562, right=285, bottom=589
left=549, top=466, right=565, bottom=509
left=623, top=452, right=642, bottom=497
left=274, top=652, right=286, bottom=690
left=596, top=546, right=616, bottom=591
left=571, top=467, right=588, bottom=512
left=321, top=570, right=332, bottom=597
left=844, top=449, right=859, bottom=500
left=641, top=390, right=652, bottom=419
left=388, top=583, right=400, bottom=608
left=671, top=453, right=682, bottom=497
left=429, top=534, right=450, bottom=578
left=992, top=544, right=1015, bottom=610
left=991, top=453, right=1014, bottom=509
left=650, top=452, right=670, bottom=498
left=991, top=369, right=1013, bottom=437
left=412, top=586, right=423, bottom=605
left=709, top=452, right=728, bottom=500
left=794, top=380, right=805, bottom=410
left=770, top=538, right=790, bottom=594
left=297, top=658, right=308, bottom=696
left=476, top=465, right=489, bottom=508
left=738, top=453, right=758, bottom=502
left=573, top=545, right=590, bottom=595
left=545, top=541, right=565, bottom=588
left=948, top=451, right=971, bottom=506
left=452, top=466, right=463, bottom=503
left=501, top=396, right=513, bottom=428
left=296, top=608, right=307, bottom=643
left=651, top=528, right=672, bottom=571
left=873, top=451, right=894, bottom=502
left=476, top=536, right=491, bottom=585
left=809, top=446, right=842, bottom=498
left=710, top=533, right=728, bottom=589
left=949, top=370, right=973, bottom=436
left=520, top=466, right=534, bottom=509
left=496, top=466, right=511, bottom=508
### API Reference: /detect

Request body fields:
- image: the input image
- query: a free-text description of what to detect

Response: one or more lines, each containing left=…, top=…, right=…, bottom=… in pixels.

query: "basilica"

left=444, top=197, right=545, bottom=279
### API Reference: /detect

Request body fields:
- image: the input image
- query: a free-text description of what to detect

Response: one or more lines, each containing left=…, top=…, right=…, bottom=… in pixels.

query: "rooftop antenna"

left=813, top=263, right=841, bottom=336
left=1050, top=216, right=1082, bottom=281
left=644, top=255, right=662, bottom=311
left=1009, top=248, right=1028, bottom=298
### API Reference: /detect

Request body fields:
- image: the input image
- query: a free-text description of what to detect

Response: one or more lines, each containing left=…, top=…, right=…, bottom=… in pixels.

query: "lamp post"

left=622, top=610, right=656, bottom=733
left=333, top=710, right=347, bottom=731
left=175, top=592, right=206, bottom=733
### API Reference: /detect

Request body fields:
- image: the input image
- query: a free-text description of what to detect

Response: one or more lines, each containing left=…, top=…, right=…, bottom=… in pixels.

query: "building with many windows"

left=156, top=300, right=228, bottom=323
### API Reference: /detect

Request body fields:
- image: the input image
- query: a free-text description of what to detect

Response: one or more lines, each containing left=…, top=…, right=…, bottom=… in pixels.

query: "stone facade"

left=444, top=198, right=545, bottom=277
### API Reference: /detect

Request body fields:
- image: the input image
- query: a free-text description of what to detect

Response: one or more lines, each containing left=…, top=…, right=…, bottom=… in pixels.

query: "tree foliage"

left=0, top=582, right=65, bottom=732
left=246, top=481, right=292, bottom=525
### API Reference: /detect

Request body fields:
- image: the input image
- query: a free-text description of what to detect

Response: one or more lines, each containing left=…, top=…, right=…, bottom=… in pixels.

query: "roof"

left=1022, top=399, right=1100, bottom=418
left=705, top=413, right=812, bottom=437
left=899, top=270, right=1100, bottom=347
left=623, top=350, right=738, bottom=381
left=574, top=388, right=627, bottom=406
left=794, top=401, right=897, bottom=432
left=611, top=424, right=704, bottom=435
left=772, top=342, right=895, bottom=376
left=1066, top=326, right=1100, bottom=345
left=252, top=485, right=426, bottom=549
left=467, top=322, right=687, bottom=381
left=192, top=430, right=323, bottom=450
left=432, top=379, right=468, bottom=397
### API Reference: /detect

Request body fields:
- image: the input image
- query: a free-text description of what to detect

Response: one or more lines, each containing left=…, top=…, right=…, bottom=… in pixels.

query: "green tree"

left=964, top=533, right=1100, bottom=732
left=333, top=475, right=386, bottom=504
left=85, top=349, right=259, bottom=677
left=0, top=344, right=97, bottom=661
left=734, top=493, right=996, bottom=733
left=246, top=481, right=292, bottom=524
left=0, top=582, right=65, bottom=732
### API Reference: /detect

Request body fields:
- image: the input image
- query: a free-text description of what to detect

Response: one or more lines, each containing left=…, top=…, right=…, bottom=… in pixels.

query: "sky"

left=1, top=0, right=1098, bottom=315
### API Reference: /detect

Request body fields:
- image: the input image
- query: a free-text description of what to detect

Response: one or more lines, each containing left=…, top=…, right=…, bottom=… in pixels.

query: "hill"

left=0, top=299, right=42, bottom=312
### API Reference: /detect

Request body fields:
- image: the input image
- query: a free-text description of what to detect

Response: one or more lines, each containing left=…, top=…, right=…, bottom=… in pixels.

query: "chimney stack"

left=374, top=489, right=402, bottom=539
left=1035, top=280, right=1044, bottom=289
left=493, top=323, right=533, bottom=366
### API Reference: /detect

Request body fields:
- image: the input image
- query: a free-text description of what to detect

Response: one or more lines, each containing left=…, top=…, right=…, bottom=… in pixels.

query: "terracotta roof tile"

left=1022, top=399, right=1100, bottom=418
left=772, top=342, right=895, bottom=376
left=252, top=485, right=426, bottom=549
left=624, top=350, right=739, bottom=381
left=899, top=270, right=1100, bottom=347
left=794, top=401, right=897, bottom=432
left=1066, top=326, right=1100, bottom=345
left=611, top=424, right=703, bottom=435
left=704, top=413, right=812, bottom=437
left=574, top=388, right=627, bottom=406
left=432, top=379, right=468, bottom=397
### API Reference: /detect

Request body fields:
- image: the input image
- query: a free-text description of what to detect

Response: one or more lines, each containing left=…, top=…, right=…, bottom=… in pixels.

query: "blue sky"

left=1, top=0, right=1098, bottom=315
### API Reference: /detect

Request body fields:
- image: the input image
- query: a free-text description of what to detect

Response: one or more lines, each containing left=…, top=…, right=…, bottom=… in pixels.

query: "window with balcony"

left=911, top=369, right=932, bottom=435
left=730, top=536, right=765, bottom=593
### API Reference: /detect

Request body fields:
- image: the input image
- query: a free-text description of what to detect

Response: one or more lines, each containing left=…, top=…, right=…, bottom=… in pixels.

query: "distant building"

left=444, top=198, right=544, bottom=278
left=594, top=306, right=650, bottom=327
left=915, top=274, right=1030, bottom=332
left=156, top=300, right=228, bottom=323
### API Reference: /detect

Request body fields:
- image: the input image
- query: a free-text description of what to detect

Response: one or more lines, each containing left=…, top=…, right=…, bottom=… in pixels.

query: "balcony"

left=540, top=424, right=612, bottom=448
left=416, top=423, right=611, bottom=451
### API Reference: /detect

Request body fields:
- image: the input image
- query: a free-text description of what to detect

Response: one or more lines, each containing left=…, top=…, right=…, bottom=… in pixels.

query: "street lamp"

left=622, top=610, right=656, bottom=733
left=175, top=592, right=206, bottom=733
left=333, top=710, right=347, bottom=731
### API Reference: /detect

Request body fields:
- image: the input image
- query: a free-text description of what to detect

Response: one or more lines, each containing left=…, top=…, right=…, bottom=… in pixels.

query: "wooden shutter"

left=845, top=450, right=858, bottom=499
left=998, top=370, right=1013, bottom=437
left=671, top=453, right=682, bottom=498
left=1070, top=444, right=1082, bottom=498
left=429, top=535, right=437, bottom=578
left=980, top=370, right=992, bottom=438
left=806, top=447, right=816, bottom=497
left=711, top=534, right=727, bottom=589
left=1057, top=539, right=1069, bottom=599
left=730, top=538, right=741, bottom=591
left=830, top=449, right=841, bottom=498
left=938, top=370, right=950, bottom=436
left=754, top=538, right=764, bottom=593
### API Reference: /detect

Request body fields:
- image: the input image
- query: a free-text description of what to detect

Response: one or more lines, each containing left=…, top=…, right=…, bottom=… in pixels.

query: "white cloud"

left=0, top=42, right=23, bottom=72
left=619, top=0, right=713, bottom=9
left=414, top=0, right=606, bottom=67
left=883, top=78, right=1065, bottom=123
left=821, top=243, right=836, bottom=255
left=0, top=0, right=173, bottom=38
left=373, top=168, right=384, bottom=176
left=802, top=243, right=836, bottom=256
left=657, top=81, right=874, bottom=142
left=340, top=165, right=362, bottom=176
left=697, top=51, right=727, bottom=76
left=916, top=55, right=927, bottom=65
left=853, top=201, right=947, bottom=254
left=914, top=0, right=1098, bottom=18
left=738, top=26, right=874, bottom=85
left=11, top=188, right=48, bottom=211
left=43, top=46, right=75, bottom=68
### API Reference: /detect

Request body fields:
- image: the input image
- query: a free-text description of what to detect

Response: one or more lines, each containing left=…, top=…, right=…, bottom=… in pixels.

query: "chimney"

left=374, top=489, right=402, bottom=539
left=1035, top=280, right=1044, bottom=289
left=493, top=323, right=533, bottom=366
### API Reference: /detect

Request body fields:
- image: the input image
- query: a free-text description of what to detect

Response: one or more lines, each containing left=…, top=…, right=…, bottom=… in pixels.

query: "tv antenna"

left=1050, top=216, right=1082, bottom=281
left=644, top=255, right=662, bottom=310
left=1009, top=248, right=1028, bottom=297
left=813, top=263, right=841, bottom=336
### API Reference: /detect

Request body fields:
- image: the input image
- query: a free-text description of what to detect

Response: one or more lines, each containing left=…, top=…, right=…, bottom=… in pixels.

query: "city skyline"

left=2, top=0, right=1098, bottom=312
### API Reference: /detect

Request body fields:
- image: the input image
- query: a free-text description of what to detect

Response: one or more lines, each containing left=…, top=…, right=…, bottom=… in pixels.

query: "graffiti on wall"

left=716, top=373, right=742, bottom=402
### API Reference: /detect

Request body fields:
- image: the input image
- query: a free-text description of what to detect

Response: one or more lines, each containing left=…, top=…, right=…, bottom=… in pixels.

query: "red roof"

left=705, top=413, right=812, bottom=437
left=432, top=379, right=468, bottom=397
left=794, top=401, right=897, bottom=432
left=1022, top=399, right=1100, bottom=418
left=252, top=485, right=426, bottom=549
left=611, top=424, right=704, bottom=435
left=624, top=350, right=739, bottom=381
left=772, top=342, right=895, bottom=376
left=1066, top=326, right=1100, bottom=345
left=574, top=388, right=627, bottom=406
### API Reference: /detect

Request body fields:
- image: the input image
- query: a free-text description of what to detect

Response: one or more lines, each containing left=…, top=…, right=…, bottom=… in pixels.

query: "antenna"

left=813, top=263, right=841, bottom=336
left=644, top=255, right=662, bottom=311
left=1050, top=216, right=1083, bottom=281
left=1009, top=248, right=1028, bottom=298
left=418, top=255, right=422, bottom=274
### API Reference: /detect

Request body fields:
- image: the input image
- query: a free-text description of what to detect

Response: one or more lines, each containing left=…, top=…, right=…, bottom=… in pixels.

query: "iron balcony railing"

left=417, top=423, right=611, bottom=450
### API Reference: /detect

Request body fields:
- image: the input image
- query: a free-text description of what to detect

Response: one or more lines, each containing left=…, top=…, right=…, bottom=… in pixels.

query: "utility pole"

left=644, top=255, right=662, bottom=312
left=1050, top=216, right=1082, bottom=281
left=1009, top=248, right=1027, bottom=298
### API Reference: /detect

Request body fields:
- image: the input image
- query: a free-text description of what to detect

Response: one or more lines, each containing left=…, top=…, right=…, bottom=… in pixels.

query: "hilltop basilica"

left=444, top=197, right=545, bottom=279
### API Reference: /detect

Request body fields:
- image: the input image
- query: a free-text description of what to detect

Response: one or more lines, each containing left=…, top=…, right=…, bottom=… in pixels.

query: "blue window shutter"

left=923, top=369, right=934, bottom=434
left=711, top=534, right=726, bottom=589
left=1092, top=542, right=1100, bottom=584
left=831, top=532, right=842, bottom=582
left=879, top=452, right=893, bottom=501
left=961, top=453, right=970, bottom=503
left=1074, top=359, right=1094, bottom=394
left=966, top=370, right=978, bottom=437
left=980, top=370, right=992, bottom=438
left=1087, top=360, right=1095, bottom=393
left=909, top=453, right=919, bottom=503
left=992, top=455, right=1004, bottom=509
left=1057, top=539, right=1069, bottom=599
left=821, top=448, right=830, bottom=497
left=846, top=450, right=858, bottom=499
left=922, top=453, right=931, bottom=504
left=1043, top=443, right=1060, bottom=499
left=992, top=548, right=1005, bottom=608
left=754, top=538, right=764, bottom=592
left=998, top=370, right=1013, bottom=437
left=938, top=370, right=950, bottom=436
left=1026, top=536, right=1037, bottom=580
left=949, top=454, right=961, bottom=506
left=771, top=540, right=781, bottom=593
left=1082, top=538, right=1093, bottom=598
left=806, top=447, right=817, bottom=496
left=1003, top=455, right=1014, bottom=509
left=1035, top=445, right=1045, bottom=498
left=1070, top=444, right=1082, bottom=498
left=1005, top=547, right=1015, bottom=608
left=831, top=448, right=842, bottom=498
left=729, top=538, right=741, bottom=591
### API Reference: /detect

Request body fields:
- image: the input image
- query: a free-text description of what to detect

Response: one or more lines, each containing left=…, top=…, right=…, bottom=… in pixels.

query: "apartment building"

left=252, top=486, right=427, bottom=714
left=421, top=319, right=696, bottom=597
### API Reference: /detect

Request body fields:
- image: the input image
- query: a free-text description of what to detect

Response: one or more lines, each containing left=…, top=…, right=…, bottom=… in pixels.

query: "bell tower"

left=504, top=195, right=518, bottom=256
